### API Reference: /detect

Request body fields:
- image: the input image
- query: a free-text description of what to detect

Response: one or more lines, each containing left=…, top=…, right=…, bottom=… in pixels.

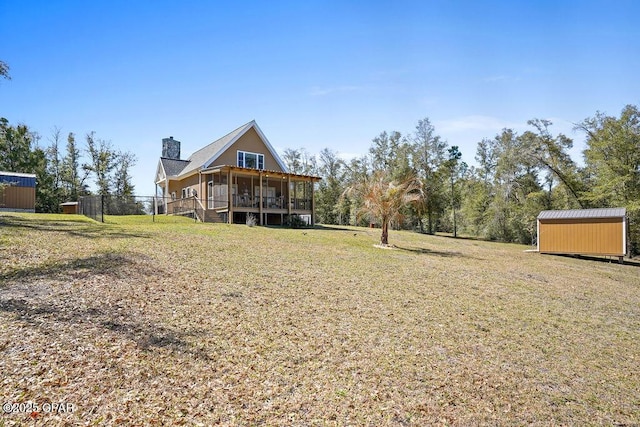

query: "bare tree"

left=0, top=60, right=10, bottom=80
left=84, top=132, right=117, bottom=196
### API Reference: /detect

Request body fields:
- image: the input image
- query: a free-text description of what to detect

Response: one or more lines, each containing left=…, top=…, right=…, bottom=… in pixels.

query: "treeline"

left=0, top=117, right=137, bottom=212
left=283, top=105, right=640, bottom=254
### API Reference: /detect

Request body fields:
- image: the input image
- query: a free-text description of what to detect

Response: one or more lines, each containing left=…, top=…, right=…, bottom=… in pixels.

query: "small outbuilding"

left=60, top=201, right=79, bottom=214
left=537, top=208, right=627, bottom=259
left=0, top=171, right=36, bottom=213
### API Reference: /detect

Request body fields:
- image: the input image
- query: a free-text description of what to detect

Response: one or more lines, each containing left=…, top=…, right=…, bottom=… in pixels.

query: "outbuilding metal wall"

left=0, top=186, right=36, bottom=211
left=537, top=208, right=626, bottom=257
left=0, top=169, right=37, bottom=213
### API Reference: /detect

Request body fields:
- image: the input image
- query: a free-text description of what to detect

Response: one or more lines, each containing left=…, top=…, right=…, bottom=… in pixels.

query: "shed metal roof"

left=537, top=208, right=626, bottom=220
left=0, top=171, right=36, bottom=178
left=0, top=171, right=36, bottom=187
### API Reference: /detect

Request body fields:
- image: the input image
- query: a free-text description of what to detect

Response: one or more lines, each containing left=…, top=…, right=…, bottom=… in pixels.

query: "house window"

left=237, top=151, right=265, bottom=170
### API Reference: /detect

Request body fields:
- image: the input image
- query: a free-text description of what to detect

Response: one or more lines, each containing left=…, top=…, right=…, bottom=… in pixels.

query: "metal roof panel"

left=537, top=208, right=626, bottom=220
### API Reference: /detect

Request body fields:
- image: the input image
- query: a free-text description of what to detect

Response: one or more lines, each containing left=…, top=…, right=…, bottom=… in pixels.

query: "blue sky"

left=1, top=0, right=638, bottom=196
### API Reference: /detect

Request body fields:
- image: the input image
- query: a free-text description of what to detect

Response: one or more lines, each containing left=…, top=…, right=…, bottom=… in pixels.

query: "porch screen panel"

left=211, top=184, right=229, bottom=208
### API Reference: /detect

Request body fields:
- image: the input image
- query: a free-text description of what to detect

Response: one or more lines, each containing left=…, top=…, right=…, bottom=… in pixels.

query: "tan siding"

left=170, top=175, right=200, bottom=198
left=213, top=128, right=284, bottom=171
left=539, top=218, right=624, bottom=256
left=0, top=187, right=36, bottom=210
left=167, top=181, right=180, bottom=198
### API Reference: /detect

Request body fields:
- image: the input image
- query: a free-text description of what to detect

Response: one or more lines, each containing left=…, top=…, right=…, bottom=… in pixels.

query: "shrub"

left=285, top=214, right=308, bottom=229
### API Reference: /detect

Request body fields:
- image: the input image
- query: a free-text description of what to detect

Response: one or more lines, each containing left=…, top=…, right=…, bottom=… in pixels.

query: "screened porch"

left=202, top=166, right=319, bottom=225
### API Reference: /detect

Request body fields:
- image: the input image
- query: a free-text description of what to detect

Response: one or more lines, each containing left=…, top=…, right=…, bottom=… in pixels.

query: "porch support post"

left=204, top=173, right=208, bottom=209
left=311, top=179, right=315, bottom=225
left=287, top=176, right=292, bottom=216
left=228, top=169, right=233, bottom=224
left=259, top=171, right=264, bottom=225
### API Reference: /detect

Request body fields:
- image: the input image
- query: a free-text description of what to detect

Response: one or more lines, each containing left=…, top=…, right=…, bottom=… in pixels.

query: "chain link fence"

left=79, top=195, right=199, bottom=223
left=78, top=195, right=316, bottom=227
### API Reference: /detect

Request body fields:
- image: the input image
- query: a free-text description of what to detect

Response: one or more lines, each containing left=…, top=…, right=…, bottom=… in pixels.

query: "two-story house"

left=155, top=120, right=321, bottom=225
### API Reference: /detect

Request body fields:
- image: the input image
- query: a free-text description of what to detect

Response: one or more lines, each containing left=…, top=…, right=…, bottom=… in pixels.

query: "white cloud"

left=436, top=115, right=521, bottom=133
left=336, top=151, right=361, bottom=161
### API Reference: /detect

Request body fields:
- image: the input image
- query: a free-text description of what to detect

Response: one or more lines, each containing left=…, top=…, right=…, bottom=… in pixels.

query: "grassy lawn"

left=1, top=213, right=638, bottom=426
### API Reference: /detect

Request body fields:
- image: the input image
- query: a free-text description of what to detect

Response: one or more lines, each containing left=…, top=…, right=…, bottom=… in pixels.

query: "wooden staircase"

left=201, top=210, right=224, bottom=223
left=194, top=198, right=224, bottom=223
left=168, top=197, right=225, bottom=224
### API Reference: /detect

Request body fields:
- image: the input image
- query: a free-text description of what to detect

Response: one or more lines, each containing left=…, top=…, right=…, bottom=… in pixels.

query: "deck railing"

left=229, top=195, right=312, bottom=210
left=161, top=195, right=313, bottom=213
left=166, top=197, right=197, bottom=216
left=194, top=197, right=206, bottom=222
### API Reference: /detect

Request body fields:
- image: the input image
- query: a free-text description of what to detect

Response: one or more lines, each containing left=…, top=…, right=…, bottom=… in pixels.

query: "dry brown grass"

left=1, top=213, right=639, bottom=426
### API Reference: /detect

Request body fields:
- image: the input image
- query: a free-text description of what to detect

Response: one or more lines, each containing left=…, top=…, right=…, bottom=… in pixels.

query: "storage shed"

left=0, top=171, right=36, bottom=212
left=537, top=208, right=627, bottom=258
left=60, top=201, right=79, bottom=214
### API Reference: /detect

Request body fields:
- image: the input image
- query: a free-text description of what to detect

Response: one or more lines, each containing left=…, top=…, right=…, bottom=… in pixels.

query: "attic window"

left=237, top=151, right=265, bottom=170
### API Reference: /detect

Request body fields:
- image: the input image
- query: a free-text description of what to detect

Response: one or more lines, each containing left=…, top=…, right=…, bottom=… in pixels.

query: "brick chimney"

left=162, top=136, right=180, bottom=160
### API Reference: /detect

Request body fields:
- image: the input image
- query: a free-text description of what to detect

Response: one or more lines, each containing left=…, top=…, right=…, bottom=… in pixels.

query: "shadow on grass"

left=551, top=253, right=640, bottom=268
left=394, top=245, right=467, bottom=258
left=0, top=251, right=211, bottom=360
left=311, top=225, right=357, bottom=232
left=0, top=214, right=150, bottom=239
left=0, top=298, right=210, bottom=359
left=0, top=251, right=143, bottom=282
left=428, top=232, right=491, bottom=243
left=262, top=224, right=355, bottom=232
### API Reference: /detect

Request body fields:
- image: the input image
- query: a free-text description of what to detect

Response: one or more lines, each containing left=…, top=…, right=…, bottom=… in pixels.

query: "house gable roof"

left=176, top=120, right=288, bottom=178
left=160, top=158, right=191, bottom=177
left=155, top=157, right=191, bottom=184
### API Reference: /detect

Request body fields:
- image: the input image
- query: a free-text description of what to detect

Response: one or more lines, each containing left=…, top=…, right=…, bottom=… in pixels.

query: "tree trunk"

left=381, top=220, right=389, bottom=246
left=452, top=208, right=457, bottom=238
left=451, top=175, right=457, bottom=238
